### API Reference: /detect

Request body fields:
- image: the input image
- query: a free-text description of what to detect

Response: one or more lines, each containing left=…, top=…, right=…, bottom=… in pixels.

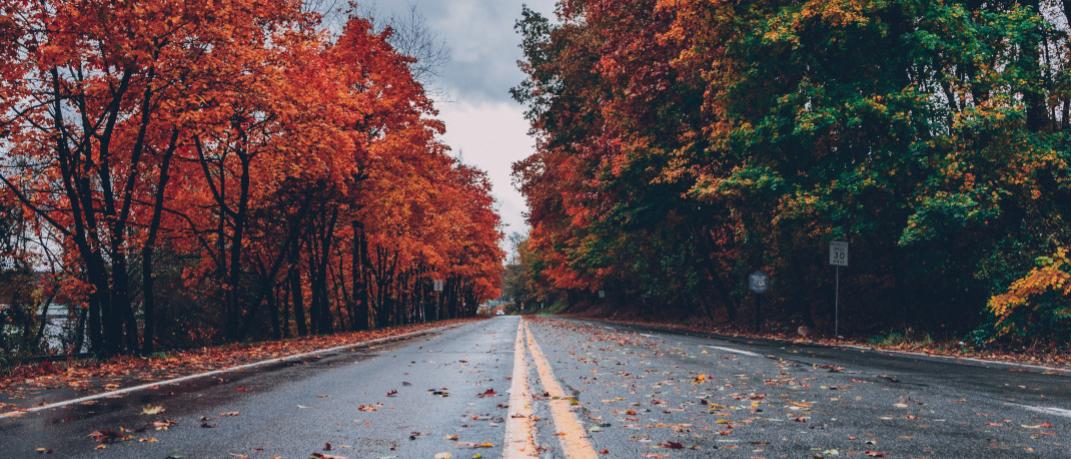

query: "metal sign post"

left=433, top=278, right=444, bottom=320
left=748, top=271, right=769, bottom=332
left=828, top=241, right=849, bottom=338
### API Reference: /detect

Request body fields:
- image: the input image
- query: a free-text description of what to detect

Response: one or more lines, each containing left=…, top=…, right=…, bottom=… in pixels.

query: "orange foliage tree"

left=0, top=1, right=503, bottom=357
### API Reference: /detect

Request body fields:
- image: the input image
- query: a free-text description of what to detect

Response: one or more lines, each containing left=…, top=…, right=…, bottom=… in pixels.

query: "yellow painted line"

left=504, top=320, right=539, bottom=458
left=524, top=320, right=598, bottom=459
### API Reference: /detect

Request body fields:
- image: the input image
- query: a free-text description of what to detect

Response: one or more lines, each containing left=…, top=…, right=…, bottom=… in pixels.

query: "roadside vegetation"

left=506, top=0, right=1071, bottom=350
left=0, top=1, right=504, bottom=365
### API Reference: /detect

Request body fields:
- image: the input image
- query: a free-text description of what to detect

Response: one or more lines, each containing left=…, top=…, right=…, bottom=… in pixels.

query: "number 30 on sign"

left=829, top=241, right=848, bottom=267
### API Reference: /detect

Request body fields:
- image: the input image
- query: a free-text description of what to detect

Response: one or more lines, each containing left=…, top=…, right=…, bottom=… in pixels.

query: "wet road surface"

left=1, top=316, right=1069, bottom=458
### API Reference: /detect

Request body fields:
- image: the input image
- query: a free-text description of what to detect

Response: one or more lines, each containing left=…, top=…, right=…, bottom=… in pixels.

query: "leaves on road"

left=658, top=441, right=684, bottom=449
left=141, top=405, right=166, bottom=415
left=88, top=428, right=135, bottom=449
left=357, top=403, right=382, bottom=412
left=1, top=321, right=478, bottom=411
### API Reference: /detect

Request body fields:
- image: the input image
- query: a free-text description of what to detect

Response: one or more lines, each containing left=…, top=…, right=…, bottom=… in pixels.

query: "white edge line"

left=577, top=319, right=1071, bottom=375
left=0, top=323, right=464, bottom=419
left=702, top=345, right=762, bottom=358
left=838, top=345, right=1071, bottom=375
left=1005, top=402, right=1071, bottom=419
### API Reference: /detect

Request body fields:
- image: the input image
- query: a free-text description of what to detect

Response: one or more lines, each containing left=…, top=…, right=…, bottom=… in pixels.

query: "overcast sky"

left=358, top=0, right=557, bottom=245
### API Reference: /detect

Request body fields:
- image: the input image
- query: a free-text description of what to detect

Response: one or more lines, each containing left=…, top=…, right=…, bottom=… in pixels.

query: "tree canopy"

left=0, top=0, right=503, bottom=359
left=511, top=0, right=1071, bottom=344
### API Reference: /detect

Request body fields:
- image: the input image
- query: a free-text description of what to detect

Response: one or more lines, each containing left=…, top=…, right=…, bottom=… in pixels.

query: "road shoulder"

left=1, top=319, right=479, bottom=416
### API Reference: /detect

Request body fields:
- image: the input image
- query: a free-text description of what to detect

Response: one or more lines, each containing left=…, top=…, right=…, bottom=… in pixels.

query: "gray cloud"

left=332, top=1, right=558, bottom=248
left=364, top=0, right=556, bottom=103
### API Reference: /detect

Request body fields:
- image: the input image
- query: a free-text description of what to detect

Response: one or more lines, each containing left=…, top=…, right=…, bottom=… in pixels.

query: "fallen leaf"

left=1021, top=422, right=1053, bottom=429
left=88, top=428, right=132, bottom=445
left=658, top=441, right=684, bottom=449
left=141, top=405, right=166, bottom=415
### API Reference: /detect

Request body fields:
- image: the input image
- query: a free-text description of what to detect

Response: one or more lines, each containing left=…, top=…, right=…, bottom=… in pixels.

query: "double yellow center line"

left=504, top=319, right=598, bottom=459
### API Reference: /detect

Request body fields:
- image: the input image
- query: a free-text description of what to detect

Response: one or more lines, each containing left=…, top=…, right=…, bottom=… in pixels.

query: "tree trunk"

left=289, top=239, right=307, bottom=337
left=269, top=285, right=281, bottom=340
left=225, top=149, right=251, bottom=341
left=141, top=131, right=178, bottom=354
left=351, top=221, right=370, bottom=330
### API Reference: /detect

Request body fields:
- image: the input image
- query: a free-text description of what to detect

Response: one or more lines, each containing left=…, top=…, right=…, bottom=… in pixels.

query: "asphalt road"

left=1, top=316, right=1069, bottom=458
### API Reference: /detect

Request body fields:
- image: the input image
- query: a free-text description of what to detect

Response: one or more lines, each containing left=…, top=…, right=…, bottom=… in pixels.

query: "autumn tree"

left=513, top=0, right=1071, bottom=343
left=0, top=1, right=504, bottom=358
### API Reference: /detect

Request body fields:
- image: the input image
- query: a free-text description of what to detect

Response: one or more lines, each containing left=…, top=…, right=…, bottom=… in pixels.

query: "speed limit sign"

left=829, top=240, right=848, bottom=338
left=829, top=241, right=849, bottom=267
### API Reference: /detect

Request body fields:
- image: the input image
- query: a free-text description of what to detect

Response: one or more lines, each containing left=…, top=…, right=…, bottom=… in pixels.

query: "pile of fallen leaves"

left=1, top=318, right=481, bottom=410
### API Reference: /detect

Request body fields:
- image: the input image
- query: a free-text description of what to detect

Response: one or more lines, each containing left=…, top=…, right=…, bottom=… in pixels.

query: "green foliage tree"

left=513, top=0, right=1071, bottom=343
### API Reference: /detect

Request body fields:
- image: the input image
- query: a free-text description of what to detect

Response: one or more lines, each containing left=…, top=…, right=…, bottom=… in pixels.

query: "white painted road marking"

left=1006, top=403, right=1071, bottom=419
left=0, top=323, right=463, bottom=419
left=702, top=345, right=762, bottom=357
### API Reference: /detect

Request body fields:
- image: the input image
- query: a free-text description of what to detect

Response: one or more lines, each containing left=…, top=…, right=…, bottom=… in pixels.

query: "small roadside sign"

left=433, top=279, right=445, bottom=292
left=828, top=241, right=848, bottom=338
left=748, top=271, right=769, bottom=294
left=829, top=241, right=849, bottom=267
